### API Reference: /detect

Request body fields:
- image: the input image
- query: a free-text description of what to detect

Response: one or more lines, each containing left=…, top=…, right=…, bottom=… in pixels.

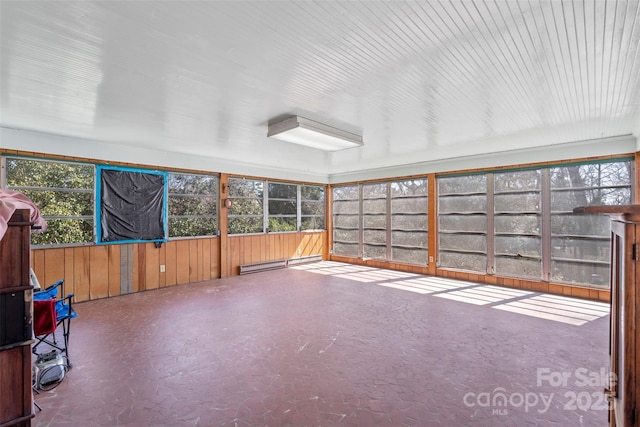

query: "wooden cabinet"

left=0, top=209, right=34, bottom=427
left=577, top=205, right=640, bottom=426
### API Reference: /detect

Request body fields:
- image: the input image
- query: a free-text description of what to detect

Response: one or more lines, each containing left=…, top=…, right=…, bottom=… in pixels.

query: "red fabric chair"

left=33, top=299, right=56, bottom=336
left=32, top=280, right=76, bottom=368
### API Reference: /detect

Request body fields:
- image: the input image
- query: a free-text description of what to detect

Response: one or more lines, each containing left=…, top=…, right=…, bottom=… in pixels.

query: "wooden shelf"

left=602, top=209, right=640, bottom=426
left=573, top=205, right=640, bottom=223
left=0, top=209, right=34, bottom=427
left=573, top=205, right=640, bottom=214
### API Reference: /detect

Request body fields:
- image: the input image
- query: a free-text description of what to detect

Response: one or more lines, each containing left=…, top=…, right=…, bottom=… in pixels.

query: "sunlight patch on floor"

left=493, top=295, right=610, bottom=326
left=292, top=262, right=609, bottom=325
left=434, top=286, right=533, bottom=305
left=384, top=277, right=471, bottom=294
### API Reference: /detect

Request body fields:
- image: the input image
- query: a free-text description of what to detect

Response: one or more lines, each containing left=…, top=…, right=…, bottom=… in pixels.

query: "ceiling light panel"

left=268, top=116, right=363, bottom=152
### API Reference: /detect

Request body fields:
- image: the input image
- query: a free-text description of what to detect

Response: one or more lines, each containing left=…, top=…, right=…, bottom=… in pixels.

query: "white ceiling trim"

left=329, top=134, right=637, bottom=183
left=0, top=127, right=330, bottom=183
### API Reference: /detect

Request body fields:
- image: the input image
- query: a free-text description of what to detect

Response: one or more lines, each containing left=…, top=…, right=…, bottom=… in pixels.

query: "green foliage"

left=268, top=217, right=297, bottom=232
left=228, top=217, right=263, bottom=234
left=168, top=173, right=218, bottom=237
left=227, top=180, right=325, bottom=234
left=169, top=218, right=216, bottom=238
left=31, top=219, right=93, bottom=245
left=6, top=158, right=94, bottom=245
left=268, top=182, right=296, bottom=198
left=168, top=173, right=217, bottom=195
left=6, top=158, right=93, bottom=189
left=227, top=178, right=264, bottom=234
left=301, top=185, right=324, bottom=201
left=5, top=159, right=327, bottom=243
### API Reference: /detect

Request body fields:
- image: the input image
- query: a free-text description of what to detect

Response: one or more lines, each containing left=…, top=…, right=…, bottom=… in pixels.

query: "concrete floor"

left=33, top=261, right=611, bottom=426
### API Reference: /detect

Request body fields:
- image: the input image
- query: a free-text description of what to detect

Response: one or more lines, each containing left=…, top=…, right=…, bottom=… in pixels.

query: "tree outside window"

left=4, top=157, right=94, bottom=245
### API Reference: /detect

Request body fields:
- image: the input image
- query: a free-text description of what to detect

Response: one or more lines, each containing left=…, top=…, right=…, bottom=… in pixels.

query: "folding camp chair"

left=32, top=280, right=77, bottom=374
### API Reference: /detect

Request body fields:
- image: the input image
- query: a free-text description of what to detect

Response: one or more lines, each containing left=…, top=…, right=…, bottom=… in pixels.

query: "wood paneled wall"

left=32, top=238, right=221, bottom=303
left=225, top=232, right=326, bottom=276
left=31, top=232, right=327, bottom=303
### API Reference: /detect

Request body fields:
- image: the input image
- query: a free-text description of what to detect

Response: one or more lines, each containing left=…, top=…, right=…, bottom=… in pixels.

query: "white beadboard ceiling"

left=1, top=1, right=639, bottom=182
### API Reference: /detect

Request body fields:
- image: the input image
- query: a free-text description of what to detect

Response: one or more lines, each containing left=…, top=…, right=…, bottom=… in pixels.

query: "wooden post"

left=325, top=184, right=332, bottom=260
left=219, top=173, right=229, bottom=278
left=427, top=173, right=437, bottom=276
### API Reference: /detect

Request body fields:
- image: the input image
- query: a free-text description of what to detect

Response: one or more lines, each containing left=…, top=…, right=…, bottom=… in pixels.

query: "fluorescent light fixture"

left=267, top=116, right=363, bottom=151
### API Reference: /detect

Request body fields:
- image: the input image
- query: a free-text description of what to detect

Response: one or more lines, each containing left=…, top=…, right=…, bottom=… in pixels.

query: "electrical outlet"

left=429, top=256, right=434, bottom=263
left=160, top=265, right=166, bottom=273
left=297, top=249, right=301, bottom=255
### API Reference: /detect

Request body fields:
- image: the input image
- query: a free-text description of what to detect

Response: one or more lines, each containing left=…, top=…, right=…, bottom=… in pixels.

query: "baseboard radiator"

left=239, top=254, right=322, bottom=274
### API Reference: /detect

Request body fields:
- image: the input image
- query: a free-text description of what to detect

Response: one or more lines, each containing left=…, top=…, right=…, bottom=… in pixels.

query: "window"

left=550, top=161, right=632, bottom=287
left=268, top=182, right=297, bottom=232
left=493, top=170, right=542, bottom=279
left=4, top=157, right=94, bottom=245
left=300, top=185, right=325, bottom=230
left=332, top=185, right=360, bottom=257
left=332, top=179, right=429, bottom=265
left=438, top=175, right=487, bottom=273
left=436, top=159, right=633, bottom=287
left=168, top=173, right=218, bottom=237
left=391, top=179, right=428, bottom=265
left=228, top=178, right=326, bottom=235
left=228, top=178, right=264, bottom=234
left=362, top=183, right=387, bottom=260
left=3, top=158, right=325, bottom=242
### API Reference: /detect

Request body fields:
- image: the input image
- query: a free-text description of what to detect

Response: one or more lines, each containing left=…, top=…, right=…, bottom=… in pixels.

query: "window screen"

left=438, top=175, right=488, bottom=273
left=391, top=179, right=428, bottom=265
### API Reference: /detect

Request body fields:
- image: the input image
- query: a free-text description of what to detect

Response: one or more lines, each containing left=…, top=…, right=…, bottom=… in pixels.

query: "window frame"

left=492, top=169, right=543, bottom=280
left=437, top=174, right=488, bottom=273
left=300, top=184, right=326, bottom=231
left=228, top=177, right=327, bottom=235
left=227, top=177, right=265, bottom=235
left=2, top=156, right=96, bottom=247
left=332, top=184, right=361, bottom=257
left=362, top=182, right=388, bottom=260
left=167, top=172, right=219, bottom=239
left=332, top=179, right=430, bottom=266
left=548, top=161, right=633, bottom=287
left=435, top=158, right=634, bottom=287
left=267, top=181, right=298, bottom=232
left=390, top=179, right=429, bottom=265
